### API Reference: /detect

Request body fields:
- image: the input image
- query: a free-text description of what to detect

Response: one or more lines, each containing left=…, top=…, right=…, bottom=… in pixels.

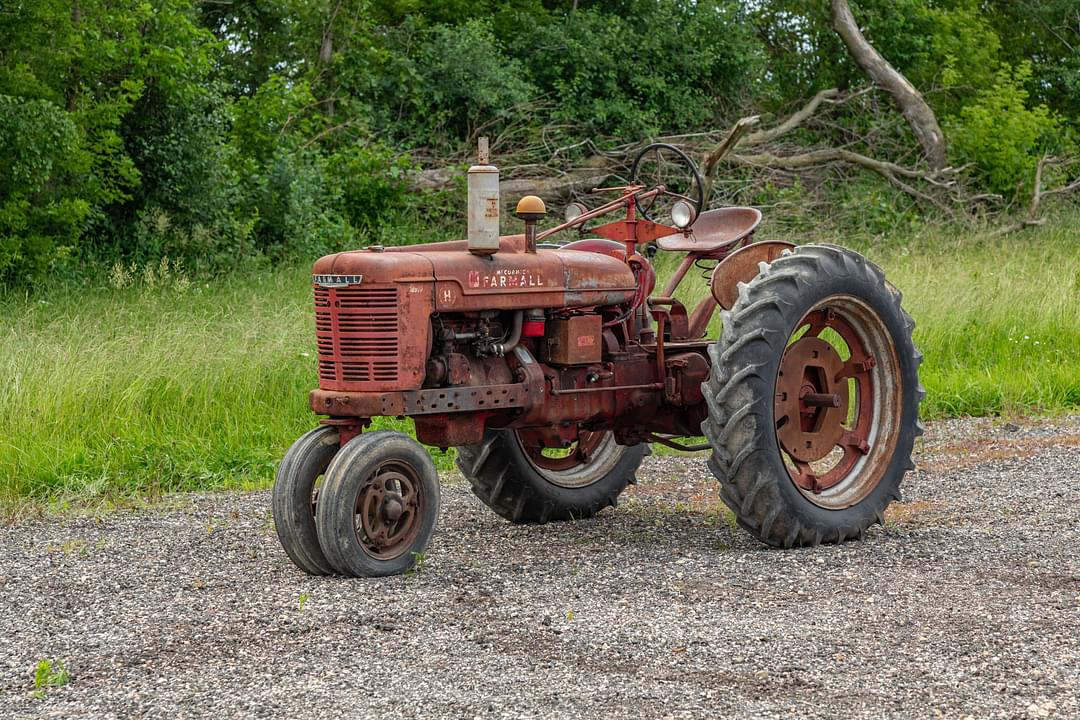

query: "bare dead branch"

left=409, top=166, right=610, bottom=201
left=727, top=147, right=957, bottom=213
left=992, top=155, right=1080, bottom=235
left=743, top=89, right=840, bottom=147
left=701, top=116, right=760, bottom=201
left=831, top=0, right=947, bottom=169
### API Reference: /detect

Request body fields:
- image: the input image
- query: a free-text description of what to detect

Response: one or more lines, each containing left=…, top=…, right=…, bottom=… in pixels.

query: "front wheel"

left=316, top=431, right=441, bottom=577
left=701, top=244, right=923, bottom=547
left=272, top=426, right=340, bottom=576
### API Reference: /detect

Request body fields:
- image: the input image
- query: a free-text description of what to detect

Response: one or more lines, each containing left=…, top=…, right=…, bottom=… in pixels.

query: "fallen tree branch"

left=992, top=155, right=1080, bottom=235
left=408, top=165, right=611, bottom=201
left=831, top=0, right=947, bottom=169
left=743, top=89, right=839, bottom=147
left=726, top=147, right=960, bottom=214
left=701, top=115, right=759, bottom=201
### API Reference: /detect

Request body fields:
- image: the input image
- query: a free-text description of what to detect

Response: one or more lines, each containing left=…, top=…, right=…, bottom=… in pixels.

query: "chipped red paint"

left=307, top=182, right=763, bottom=449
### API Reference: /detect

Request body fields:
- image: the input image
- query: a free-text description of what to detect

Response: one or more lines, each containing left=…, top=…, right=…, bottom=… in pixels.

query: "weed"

left=47, top=539, right=88, bottom=555
left=32, top=659, right=70, bottom=696
left=297, top=592, right=312, bottom=611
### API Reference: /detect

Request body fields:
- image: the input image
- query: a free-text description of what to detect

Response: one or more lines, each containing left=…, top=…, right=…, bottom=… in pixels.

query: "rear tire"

left=701, top=244, right=923, bottom=547
left=456, top=429, right=647, bottom=523
left=272, top=426, right=340, bottom=576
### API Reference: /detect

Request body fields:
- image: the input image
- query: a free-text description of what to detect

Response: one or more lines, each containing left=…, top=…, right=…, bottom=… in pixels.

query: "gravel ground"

left=1, top=416, right=1078, bottom=719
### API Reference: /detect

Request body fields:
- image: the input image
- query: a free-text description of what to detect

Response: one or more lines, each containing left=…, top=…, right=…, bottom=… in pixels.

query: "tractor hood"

left=313, top=235, right=637, bottom=312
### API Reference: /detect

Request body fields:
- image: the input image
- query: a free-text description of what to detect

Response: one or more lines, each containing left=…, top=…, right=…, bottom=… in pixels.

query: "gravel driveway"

left=2, top=416, right=1078, bottom=719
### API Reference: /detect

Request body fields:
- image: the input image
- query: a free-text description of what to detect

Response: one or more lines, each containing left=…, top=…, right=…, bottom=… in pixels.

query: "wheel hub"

left=381, top=497, right=403, bottom=522
left=518, top=430, right=606, bottom=475
left=772, top=304, right=884, bottom=501
left=776, top=336, right=848, bottom=463
left=354, top=467, right=421, bottom=558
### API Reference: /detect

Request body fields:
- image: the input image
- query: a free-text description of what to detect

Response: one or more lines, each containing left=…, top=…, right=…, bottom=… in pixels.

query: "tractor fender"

left=710, top=240, right=796, bottom=310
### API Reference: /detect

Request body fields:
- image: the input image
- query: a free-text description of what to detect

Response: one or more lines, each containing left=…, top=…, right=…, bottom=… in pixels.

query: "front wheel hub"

left=381, top=497, right=403, bottom=523
left=355, top=468, right=421, bottom=559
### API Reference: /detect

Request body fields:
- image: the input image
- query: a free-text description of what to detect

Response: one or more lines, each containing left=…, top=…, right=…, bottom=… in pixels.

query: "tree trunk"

left=320, top=2, right=341, bottom=117
left=67, top=2, right=82, bottom=112
left=830, top=0, right=947, bottom=170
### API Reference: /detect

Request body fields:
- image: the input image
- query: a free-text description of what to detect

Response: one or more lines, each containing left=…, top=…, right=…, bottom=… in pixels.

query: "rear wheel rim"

left=774, top=296, right=902, bottom=509
left=352, top=460, right=424, bottom=560
left=514, top=430, right=624, bottom=488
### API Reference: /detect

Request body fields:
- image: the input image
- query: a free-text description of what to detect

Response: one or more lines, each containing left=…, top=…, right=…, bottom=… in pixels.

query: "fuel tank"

left=313, top=234, right=637, bottom=312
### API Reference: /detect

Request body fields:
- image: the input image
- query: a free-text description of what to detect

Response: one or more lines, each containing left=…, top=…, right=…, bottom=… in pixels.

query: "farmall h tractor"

left=273, top=143, right=922, bottom=577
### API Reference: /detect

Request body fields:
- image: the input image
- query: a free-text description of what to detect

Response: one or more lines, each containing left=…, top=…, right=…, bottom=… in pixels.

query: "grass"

left=1, top=214, right=1078, bottom=507
left=870, top=229, right=1080, bottom=416
left=655, top=213, right=1080, bottom=418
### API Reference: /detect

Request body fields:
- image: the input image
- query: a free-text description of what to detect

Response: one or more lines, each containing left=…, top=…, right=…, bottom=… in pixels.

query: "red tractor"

left=273, top=143, right=922, bottom=577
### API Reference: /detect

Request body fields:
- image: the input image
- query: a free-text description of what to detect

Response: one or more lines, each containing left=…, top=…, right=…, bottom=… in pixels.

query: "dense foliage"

left=0, top=0, right=1077, bottom=288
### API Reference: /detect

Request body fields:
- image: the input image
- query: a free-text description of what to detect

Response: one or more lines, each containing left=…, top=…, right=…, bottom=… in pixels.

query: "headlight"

left=671, top=200, right=695, bottom=229
left=564, top=202, right=587, bottom=223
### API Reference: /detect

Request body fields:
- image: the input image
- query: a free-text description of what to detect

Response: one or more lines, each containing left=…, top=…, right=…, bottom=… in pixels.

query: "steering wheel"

left=629, top=143, right=705, bottom=224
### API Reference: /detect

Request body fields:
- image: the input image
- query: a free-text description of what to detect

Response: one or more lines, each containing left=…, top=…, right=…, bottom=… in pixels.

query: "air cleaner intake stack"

left=467, top=137, right=500, bottom=255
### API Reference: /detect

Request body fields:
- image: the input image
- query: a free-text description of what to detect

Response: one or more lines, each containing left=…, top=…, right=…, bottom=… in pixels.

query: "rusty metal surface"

left=663, top=352, right=709, bottom=405
left=648, top=297, right=690, bottom=340
left=307, top=164, right=794, bottom=456
left=561, top=238, right=627, bottom=262
left=414, top=413, right=488, bottom=446
left=353, top=462, right=425, bottom=560
left=710, top=240, right=796, bottom=310
left=314, top=282, right=430, bottom=393
left=774, top=303, right=900, bottom=504
left=310, top=384, right=528, bottom=418
left=775, top=336, right=849, bottom=464
left=546, top=315, right=603, bottom=365
left=658, top=206, right=762, bottom=252
left=589, top=218, right=682, bottom=244
left=515, top=429, right=606, bottom=473
left=316, top=244, right=637, bottom=313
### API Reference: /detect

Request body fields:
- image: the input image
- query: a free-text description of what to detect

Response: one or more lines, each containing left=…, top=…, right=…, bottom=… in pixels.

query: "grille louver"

left=314, top=285, right=400, bottom=388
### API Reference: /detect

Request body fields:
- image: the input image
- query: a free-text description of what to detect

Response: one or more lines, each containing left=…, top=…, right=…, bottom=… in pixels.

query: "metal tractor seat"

left=657, top=207, right=762, bottom=252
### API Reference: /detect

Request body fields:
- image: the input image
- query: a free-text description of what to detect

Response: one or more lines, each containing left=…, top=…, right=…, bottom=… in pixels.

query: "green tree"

left=0, top=97, right=90, bottom=284
left=949, top=63, right=1066, bottom=198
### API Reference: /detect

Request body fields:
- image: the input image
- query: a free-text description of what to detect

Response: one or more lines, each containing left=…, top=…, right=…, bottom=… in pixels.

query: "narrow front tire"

left=272, top=426, right=340, bottom=576
left=316, top=431, right=441, bottom=577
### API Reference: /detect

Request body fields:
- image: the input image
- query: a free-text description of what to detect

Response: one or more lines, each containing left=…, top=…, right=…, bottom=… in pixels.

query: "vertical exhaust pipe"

left=467, top=137, right=500, bottom=256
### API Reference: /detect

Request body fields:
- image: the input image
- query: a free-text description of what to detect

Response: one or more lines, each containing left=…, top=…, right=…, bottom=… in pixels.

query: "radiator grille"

left=314, top=285, right=400, bottom=386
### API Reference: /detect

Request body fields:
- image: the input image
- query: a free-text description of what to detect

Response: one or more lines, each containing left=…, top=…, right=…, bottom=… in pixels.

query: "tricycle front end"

left=273, top=142, right=923, bottom=577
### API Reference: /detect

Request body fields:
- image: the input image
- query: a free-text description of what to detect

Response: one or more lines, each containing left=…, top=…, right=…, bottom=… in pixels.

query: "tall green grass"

left=875, top=228, right=1080, bottom=415
left=0, top=269, right=420, bottom=508
left=2, top=215, right=1078, bottom=506
left=657, top=215, right=1080, bottom=418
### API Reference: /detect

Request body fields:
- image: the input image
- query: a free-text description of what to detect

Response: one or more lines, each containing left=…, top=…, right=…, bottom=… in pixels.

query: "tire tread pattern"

left=456, top=431, right=647, bottom=524
left=700, top=244, right=923, bottom=547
